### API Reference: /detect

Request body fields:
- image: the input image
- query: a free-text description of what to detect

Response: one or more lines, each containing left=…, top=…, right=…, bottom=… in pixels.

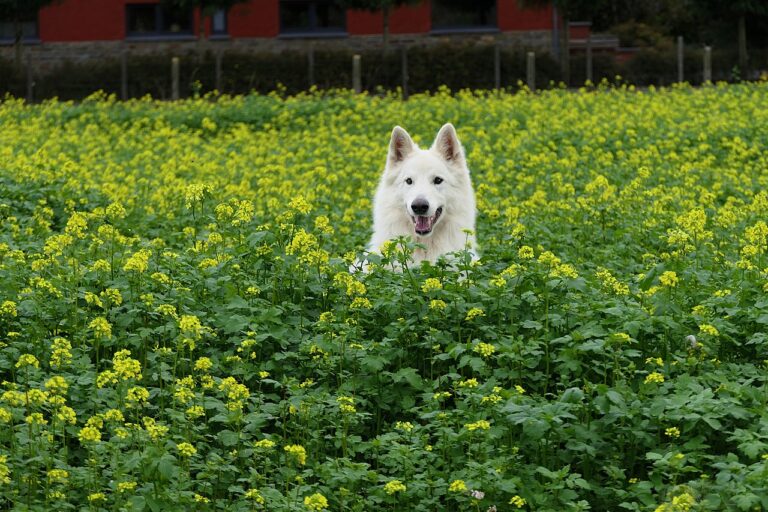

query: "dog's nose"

left=411, top=199, right=429, bottom=215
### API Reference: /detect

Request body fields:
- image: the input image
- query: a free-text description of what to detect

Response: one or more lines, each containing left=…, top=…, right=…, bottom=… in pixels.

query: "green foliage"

left=0, top=83, right=768, bottom=510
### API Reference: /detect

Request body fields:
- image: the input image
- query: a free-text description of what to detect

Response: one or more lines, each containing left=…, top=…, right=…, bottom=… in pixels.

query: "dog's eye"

left=405, top=178, right=413, bottom=185
left=433, top=177, right=443, bottom=185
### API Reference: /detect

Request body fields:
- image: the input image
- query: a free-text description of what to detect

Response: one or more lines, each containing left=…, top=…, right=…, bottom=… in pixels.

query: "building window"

left=126, top=3, right=193, bottom=37
left=211, top=9, right=227, bottom=35
left=431, top=0, right=497, bottom=31
left=280, top=0, right=346, bottom=35
left=0, top=13, right=38, bottom=41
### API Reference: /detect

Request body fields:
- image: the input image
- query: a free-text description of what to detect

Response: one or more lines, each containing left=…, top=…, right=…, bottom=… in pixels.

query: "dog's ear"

left=431, top=123, right=465, bottom=168
left=387, top=126, right=415, bottom=168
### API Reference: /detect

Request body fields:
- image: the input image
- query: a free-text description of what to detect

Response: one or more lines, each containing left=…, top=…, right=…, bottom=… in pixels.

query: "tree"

left=0, top=0, right=59, bottom=70
left=336, top=0, right=420, bottom=50
left=519, top=0, right=582, bottom=85
left=716, top=0, right=768, bottom=72
left=162, top=0, right=248, bottom=44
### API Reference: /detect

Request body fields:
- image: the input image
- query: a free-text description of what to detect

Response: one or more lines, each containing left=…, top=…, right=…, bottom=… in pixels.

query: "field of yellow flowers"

left=1, top=82, right=768, bottom=511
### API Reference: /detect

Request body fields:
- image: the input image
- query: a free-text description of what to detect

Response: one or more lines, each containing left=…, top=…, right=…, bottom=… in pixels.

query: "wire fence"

left=1, top=40, right=765, bottom=102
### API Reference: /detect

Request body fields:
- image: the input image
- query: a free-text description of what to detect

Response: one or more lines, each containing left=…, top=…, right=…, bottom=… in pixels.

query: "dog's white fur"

left=367, top=123, right=477, bottom=264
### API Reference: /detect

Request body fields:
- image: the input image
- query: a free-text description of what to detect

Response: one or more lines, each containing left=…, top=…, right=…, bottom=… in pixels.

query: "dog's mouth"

left=412, top=207, right=443, bottom=236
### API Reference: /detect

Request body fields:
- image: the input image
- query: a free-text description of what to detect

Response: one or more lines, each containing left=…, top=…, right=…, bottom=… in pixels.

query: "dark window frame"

left=279, top=0, right=347, bottom=38
left=430, top=0, right=499, bottom=34
left=125, top=3, right=194, bottom=40
left=0, top=15, right=40, bottom=44
left=210, top=8, right=228, bottom=37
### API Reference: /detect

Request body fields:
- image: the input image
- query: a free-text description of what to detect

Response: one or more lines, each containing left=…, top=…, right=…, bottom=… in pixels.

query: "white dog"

left=367, top=123, right=477, bottom=264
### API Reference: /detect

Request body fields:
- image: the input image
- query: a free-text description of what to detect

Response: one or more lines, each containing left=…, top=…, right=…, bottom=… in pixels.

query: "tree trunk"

left=382, top=4, right=390, bottom=54
left=561, top=12, right=570, bottom=85
left=737, top=13, right=747, bottom=73
left=197, top=5, right=208, bottom=62
left=13, top=15, right=22, bottom=71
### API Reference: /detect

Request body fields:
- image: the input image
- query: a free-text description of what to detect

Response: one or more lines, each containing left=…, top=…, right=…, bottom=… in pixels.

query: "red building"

left=1, top=0, right=555, bottom=44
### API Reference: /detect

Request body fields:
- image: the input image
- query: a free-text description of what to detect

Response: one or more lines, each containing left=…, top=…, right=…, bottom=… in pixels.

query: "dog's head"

left=382, top=123, right=470, bottom=237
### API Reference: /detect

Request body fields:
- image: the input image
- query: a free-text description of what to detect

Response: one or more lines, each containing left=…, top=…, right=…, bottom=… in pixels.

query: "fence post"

left=526, top=51, right=536, bottom=91
left=171, top=57, right=180, bottom=100
left=586, top=35, right=593, bottom=83
left=308, top=43, right=315, bottom=87
left=494, top=44, right=501, bottom=91
left=352, top=54, right=361, bottom=93
left=401, top=46, right=409, bottom=100
left=703, top=46, right=712, bottom=83
left=677, top=36, right=684, bottom=83
left=215, top=51, right=223, bottom=92
left=121, top=50, right=128, bottom=100
left=26, top=53, right=33, bottom=103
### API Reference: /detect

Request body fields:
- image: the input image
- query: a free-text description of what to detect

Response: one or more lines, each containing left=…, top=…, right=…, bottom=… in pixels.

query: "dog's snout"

left=411, top=199, right=429, bottom=215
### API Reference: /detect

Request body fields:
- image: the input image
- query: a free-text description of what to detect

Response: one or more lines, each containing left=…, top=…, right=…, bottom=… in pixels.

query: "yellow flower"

left=142, top=417, right=169, bottom=440
left=89, top=317, right=112, bottom=338
left=384, top=480, right=407, bottom=495
left=44, top=376, right=69, bottom=395
left=78, top=426, right=102, bottom=444
left=56, top=406, right=77, bottom=425
left=303, top=493, right=328, bottom=511
left=186, top=405, right=205, bottom=419
left=473, top=342, right=496, bottom=357
left=47, top=469, right=69, bottom=483
left=254, top=438, right=276, bottom=450
left=244, top=488, right=266, bottom=504
left=177, top=442, right=197, bottom=457
left=26, top=412, right=47, bottom=425
left=645, top=372, right=665, bottom=384
left=465, top=419, right=491, bottom=431
left=665, top=427, right=681, bottom=438
left=350, top=297, right=372, bottom=309
left=179, top=315, right=203, bottom=339
left=123, top=248, right=152, bottom=273
left=117, top=481, right=137, bottom=493
left=0, top=455, right=9, bottom=485
left=106, top=201, right=127, bottom=220
left=104, top=409, right=124, bottom=422
left=50, top=337, right=72, bottom=368
left=113, top=350, right=142, bottom=380
left=395, top=421, right=414, bottom=432
left=448, top=479, right=467, bottom=492
left=15, top=353, right=39, bottom=369
left=510, top=495, right=527, bottom=508
left=194, top=357, right=213, bottom=372
left=518, top=246, right=534, bottom=259
left=337, top=396, right=356, bottom=414
left=429, top=299, right=446, bottom=311
left=421, top=278, right=442, bottom=292
left=465, top=307, right=485, bottom=321
left=698, top=324, right=719, bottom=336
left=0, top=300, right=17, bottom=317
left=659, top=271, right=679, bottom=288
left=284, top=444, right=307, bottom=466
left=88, top=492, right=106, bottom=503
left=125, top=386, right=149, bottom=406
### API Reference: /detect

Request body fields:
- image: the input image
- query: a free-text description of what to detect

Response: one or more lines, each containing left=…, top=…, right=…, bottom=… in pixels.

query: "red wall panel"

left=228, top=0, right=279, bottom=38
left=36, top=0, right=553, bottom=42
left=39, top=0, right=126, bottom=41
left=498, top=0, right=553, bottom=31
left=347, top=2, right=430, bottom=35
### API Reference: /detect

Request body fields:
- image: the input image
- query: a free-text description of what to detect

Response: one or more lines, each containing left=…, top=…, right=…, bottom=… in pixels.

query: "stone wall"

left=0, top=31, right=553, bottom=74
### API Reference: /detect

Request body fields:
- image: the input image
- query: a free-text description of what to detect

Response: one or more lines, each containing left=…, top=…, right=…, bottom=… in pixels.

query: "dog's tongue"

left=416, top=216, right=432, bottom=232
